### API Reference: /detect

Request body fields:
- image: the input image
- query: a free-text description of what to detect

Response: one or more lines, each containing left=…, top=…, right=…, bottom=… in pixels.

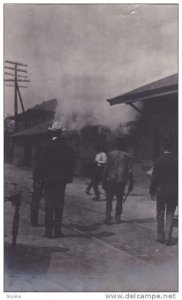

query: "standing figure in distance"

left=150, top=140, right=178, bottom=246
left=102, top=138, right=134, bottom=224
left=35, top=121, right=75, bottom=238
left=85, top=144, right=107, bottom=201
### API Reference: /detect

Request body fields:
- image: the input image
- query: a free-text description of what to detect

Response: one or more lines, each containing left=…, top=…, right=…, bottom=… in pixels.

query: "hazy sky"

left=4, top=4, right=178, bottom=127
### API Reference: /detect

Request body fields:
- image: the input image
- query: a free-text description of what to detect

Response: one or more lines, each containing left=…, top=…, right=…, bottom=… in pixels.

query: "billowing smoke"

left=54, top=75, right=143, bottom=135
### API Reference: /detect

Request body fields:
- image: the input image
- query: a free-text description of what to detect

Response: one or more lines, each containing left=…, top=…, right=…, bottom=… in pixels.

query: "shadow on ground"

left=4, top=242, right=69, bottom=276
left=123, top=217, right=155, bottom=225
left=70, top=222, right=103, bottom=231
left=129, top=193, right=146, bottom=197
left=63, top=223, right=115, bottom=239
left=91, top=193, right=146, bottom=202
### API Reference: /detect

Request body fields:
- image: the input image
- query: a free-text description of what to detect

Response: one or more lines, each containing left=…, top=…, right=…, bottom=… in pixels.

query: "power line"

left=4, top=79, right=30, bottom=82
left=17, top=74, right=28, bottom=79
left=5, top=85, right=28, bottom=88
left=4, top=72, right=28, bottom=79
left=4, top=72, right=14, bottom=77
left=5, top=60, right=27, bottom=67
left=4, top=66, right=28, bottom=73
left=5, top=66, right=16, bottom=71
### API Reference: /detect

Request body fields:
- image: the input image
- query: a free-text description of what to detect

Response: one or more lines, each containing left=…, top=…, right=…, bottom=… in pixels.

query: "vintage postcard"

left=2, top=2, right=179, bottom=299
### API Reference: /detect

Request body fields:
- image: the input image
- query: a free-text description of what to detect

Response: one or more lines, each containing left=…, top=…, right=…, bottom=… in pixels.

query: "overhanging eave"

left=107, top=85, right=178, bottom=106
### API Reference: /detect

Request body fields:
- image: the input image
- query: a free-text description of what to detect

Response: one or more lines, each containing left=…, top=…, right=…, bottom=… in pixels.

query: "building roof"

left=11, top=120, right=53, bottom=137
left=107, top=73, right=178, bottom=106
left=7, top=98, right=57, bottom=120
left=28, top=98, right=57, bottom=113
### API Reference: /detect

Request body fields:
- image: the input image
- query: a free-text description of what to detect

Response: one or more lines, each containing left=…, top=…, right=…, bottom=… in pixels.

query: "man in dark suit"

left=34, top=121, right=75, bottom=238
left=149, top=140, right=178, bottom=246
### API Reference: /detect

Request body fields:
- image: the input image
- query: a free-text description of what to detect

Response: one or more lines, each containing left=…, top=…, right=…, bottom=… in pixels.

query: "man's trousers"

left=87, top=166, right=104, bottom=199
left=105, top=181, right=125, bottom=221
left=156, top=198, right=176, bottom=242
left=30, top=192, right=42, bottom=226
left=30, top=182, right=43, bottom=227
left=44, top=183, right=66, bottom=237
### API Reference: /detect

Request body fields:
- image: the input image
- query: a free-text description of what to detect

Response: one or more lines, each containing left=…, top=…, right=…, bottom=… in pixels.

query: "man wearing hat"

left=34, top=121, right=75, bottom=238
left=102, top=138, right=134, bottom=225
left=150, top=139, right=178, bottom=246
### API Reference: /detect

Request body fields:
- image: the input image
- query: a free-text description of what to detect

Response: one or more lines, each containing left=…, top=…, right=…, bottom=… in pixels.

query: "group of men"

left=31, top=121, right=178, bottom=246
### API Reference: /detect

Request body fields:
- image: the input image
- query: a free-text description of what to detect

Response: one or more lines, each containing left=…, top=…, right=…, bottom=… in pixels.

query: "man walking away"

left=102, top=138, right=134, bottom=224
left=150, top=140, right=178, bottom=246
left=35, top=121, right=75, bottom=238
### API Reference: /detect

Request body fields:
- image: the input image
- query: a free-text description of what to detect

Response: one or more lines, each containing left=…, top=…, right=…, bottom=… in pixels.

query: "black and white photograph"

left=3, top=2, right=178, bottom=296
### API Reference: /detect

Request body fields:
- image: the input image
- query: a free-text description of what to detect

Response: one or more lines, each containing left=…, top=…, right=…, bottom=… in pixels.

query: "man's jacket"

left=150, top=152, right=178, bottom=204
left=103, top=150, right=133, bottom=185
left=34, top=137, right=75, bottom=186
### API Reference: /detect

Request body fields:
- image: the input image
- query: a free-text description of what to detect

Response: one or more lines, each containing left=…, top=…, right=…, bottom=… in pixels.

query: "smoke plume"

left=54, top=75, right=143, bottom=134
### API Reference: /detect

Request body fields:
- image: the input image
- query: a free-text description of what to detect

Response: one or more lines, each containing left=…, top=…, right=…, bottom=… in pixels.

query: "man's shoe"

left=54, top=232, right=65, bottom=238
left=115, top=219, right=121, bottom=224
left=105, top=219, right=111, bottom=225
left=165, top=239, right=173, bottom=246
left=155, top=238, right=164, bottom=244
left=31, top=223, right=39, bottom=228
left=115, top=216, right=121, bottom=224
left=92, top=196, right=100, bottom=201
left=43, top=233, right=52, bottom=239
left=85, top=190, right=91, bottom=195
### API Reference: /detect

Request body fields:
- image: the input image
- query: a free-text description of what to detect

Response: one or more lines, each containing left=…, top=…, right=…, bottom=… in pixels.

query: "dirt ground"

left=4, top=163, right=178, bottom=292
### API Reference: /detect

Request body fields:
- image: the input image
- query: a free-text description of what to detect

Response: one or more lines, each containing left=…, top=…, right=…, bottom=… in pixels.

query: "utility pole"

left=14, top=63, right=18, bottom=129
left=4, top=60, right=30, bottom=132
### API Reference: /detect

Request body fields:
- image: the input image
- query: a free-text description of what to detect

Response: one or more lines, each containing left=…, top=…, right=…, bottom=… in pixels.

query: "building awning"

left=11, top=120, right=53, bottom=138
left=107, top=73, right=178, bottom=106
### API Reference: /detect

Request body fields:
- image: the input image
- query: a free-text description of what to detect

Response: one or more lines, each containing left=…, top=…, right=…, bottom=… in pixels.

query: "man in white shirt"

left=85, top=145, right=107, bottom=200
